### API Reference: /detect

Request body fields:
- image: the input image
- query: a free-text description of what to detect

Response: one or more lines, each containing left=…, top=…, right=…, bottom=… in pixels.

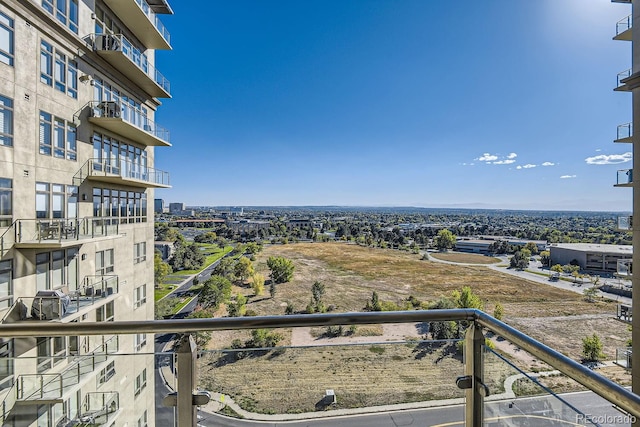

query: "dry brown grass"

left=198, top=342, right=515, bottom=414
left=513, top=366, right=631, bottom=396
left=430, top=252, right=501, bottom=264
left=248, top=243, right=617, bottom=318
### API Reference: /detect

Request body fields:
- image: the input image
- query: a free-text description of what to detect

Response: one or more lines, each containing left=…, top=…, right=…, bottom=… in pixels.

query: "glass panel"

left=36, top=253, right=49, bottom=291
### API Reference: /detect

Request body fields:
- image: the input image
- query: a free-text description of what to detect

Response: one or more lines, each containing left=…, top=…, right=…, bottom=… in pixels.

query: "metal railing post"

left=176, top=334, right=197, bottom=427
left=465, top=322, right=484, bottom=427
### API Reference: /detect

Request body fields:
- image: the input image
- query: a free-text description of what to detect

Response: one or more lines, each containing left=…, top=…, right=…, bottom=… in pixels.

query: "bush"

left=582, top=333, right=605, bottom=362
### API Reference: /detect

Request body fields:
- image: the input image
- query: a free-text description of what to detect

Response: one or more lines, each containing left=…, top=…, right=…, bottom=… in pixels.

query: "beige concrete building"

left=549, top=243, right=633, bottom=274
left=0, top=0, right=172, bottom=425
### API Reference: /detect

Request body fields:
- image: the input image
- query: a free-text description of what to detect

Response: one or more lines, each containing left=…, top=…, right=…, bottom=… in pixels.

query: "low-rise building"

left=549, top=243, right=633, bottom=274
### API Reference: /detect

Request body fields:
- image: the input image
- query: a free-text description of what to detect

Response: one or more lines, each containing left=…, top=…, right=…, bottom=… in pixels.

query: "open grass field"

left=198, top=342, right=516, bottom=414
left=201, top=242, right=629, bottom=415
left=429, top=252, right=501, bottom=264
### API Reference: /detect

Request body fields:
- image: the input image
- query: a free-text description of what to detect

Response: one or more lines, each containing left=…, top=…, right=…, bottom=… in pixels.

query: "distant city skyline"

left=155, top=1, right=631, bottom=211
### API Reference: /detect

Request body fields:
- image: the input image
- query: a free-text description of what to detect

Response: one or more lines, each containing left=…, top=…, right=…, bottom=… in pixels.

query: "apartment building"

left=0, top=0, right=172, bottom=425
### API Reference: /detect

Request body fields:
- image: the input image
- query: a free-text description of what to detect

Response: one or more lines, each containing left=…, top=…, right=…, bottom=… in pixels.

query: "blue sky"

left=154, top=0, right=632, bottom=211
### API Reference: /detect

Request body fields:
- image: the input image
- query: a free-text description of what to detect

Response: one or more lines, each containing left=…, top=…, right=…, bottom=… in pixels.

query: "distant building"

left=549, top=243, right=633, bottom=274
left=227, top=219, right=270, bottom=232
left=154, top=198, right=166, bottom=213
left=287, top=219, right=312, bottom=228
left=169, top=202, right=186, bottom=214
left=154, top=241, right=175, bottom=261
left=455, top=236, right=547, bottom=254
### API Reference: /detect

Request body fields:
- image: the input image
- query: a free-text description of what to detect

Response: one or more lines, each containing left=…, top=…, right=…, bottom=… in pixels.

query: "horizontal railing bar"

left=475, top=311, right=640, bottom=420
left=0, top=309, right=476, bottom=336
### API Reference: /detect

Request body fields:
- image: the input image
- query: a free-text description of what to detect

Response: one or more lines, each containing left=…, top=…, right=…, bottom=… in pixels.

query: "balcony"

left=615, top=122, right=633, bottom=143
left=618, top=215, right=633, bottom=231
left=103, top=0, right=171, bottom=49
left=0, top=338, right=118, bottom=425
left=0, top=218, right=122, bottom=251
left=615, top=68, right=632, bottom=91
left=86, top=101, right=170, bottom=147
left=615, top=168, right=633, bottom=187
left=614, top=14, right=632, bottom=40
left=85, top=34, right=171, bottom=98
left=617, top=258, right=633, bottom=278
left=0, top=310, right=636, bottom=427
left=75, top=158, right=170, bottom=189
left=1, top=276, right=119, bottom=323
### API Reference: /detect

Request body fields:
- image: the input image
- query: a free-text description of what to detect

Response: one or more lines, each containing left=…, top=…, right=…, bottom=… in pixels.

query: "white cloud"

left=506, top=153, right=517, bottom=159
left=523, top=164, right=536, bottom=168
left=493, top=159, right=516, bottom=165
left=595, top=149, right=602, bottom=152
left=585, top=152, right=632, bottom=165
left=477, top=153, right=498, bottom=162
left=560, top=175, right=577, bottom=179
left=541, top=162, right=555, bottom=166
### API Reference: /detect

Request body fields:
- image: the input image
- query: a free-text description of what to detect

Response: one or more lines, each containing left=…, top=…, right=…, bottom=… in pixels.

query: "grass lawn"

left=173, top=245, right=234, bottom=275
left=154, top=283, right=178, bottom=302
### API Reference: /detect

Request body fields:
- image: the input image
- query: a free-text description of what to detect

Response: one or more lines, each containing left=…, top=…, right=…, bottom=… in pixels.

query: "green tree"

left=227, top=294, right=247, bottom=317
left=169, top=243, right=205, bottom=271
left=452, top=286, right=484, bottom=310
left=234, top=256, right=254, bottom=284
left=247, top=329, right=283, bottom=348
left=194, top=231, right=217, bottom=244
left=245, top=242, right=262, bottom=255
left=154, top=251, right=171, bottom=285
left=212, top=257, right=235, bottom=279
left=199, top=275, right=232, bottom=310
left=187, top=309, right=214, bottom=347
left=582, top=333, right=605, bottom=362
left=539, top=250, right=551, bottom=267
left=434, top=229, right=456, bottom=251
left=550, top=264, right=563, bottom=273
left=583, top=286, right=598, bottom=303
left=494, top=302, right=504, bottom=321
left=154, top=298, right=174, bottom=319
left=311, top=281, right=326, bottom=313
left=266, top=256, right=295, bottom=284
left=509, top=250, right=529, bottom=270
left=524, top=242, right=539, bottom=255
left=428, top=297, right=457, bottom=340
left=251, top=273, right=265, bottom=296
left=365, top=291, right=382, bottom=311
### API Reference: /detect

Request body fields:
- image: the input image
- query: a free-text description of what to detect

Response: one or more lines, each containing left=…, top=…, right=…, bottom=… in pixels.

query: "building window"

left=134, top=368, right=147, bottom=396
left=95, top=249, right=114, bottom=275
left=42, top=0, right=78, bottom=33
left=0, top=94, right=12, bottom=147
left=92, top=132, right=148, bottom=179
left=0, top=12, right=14, bottom=66
left=0, top=260, right=11, bottom=310
left=94, top=6, right=121, bottom=36
left=134, top=284, right=146, bottom=309
left=96, top=301, right=114, bottom=322
left=93, top=186, right=147, bottom=223
left=39, top=111, right=76, bottom=159
left=36, top=336, right=65, bottom=373
left=0, top=340, right=14, bottom=391
left=134, top=333, right=146, bottom=352
left=97, top=361, right=115, bottom=386
left=35, top=182, right=78, bottom=219
left=0, top=178, right=11, bottom=226
left=137, top=410, right=147, bottom=427
left=134, top=242, right=146, bottom=264
left=40, top=40, right=77, bottom=98
left=36, top=248, right=79, bottom=292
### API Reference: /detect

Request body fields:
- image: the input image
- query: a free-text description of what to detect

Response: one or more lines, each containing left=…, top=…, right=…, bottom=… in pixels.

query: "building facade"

left=549, top=243, right=633, bottom=274
left=0, top=0, right=172, bottom=425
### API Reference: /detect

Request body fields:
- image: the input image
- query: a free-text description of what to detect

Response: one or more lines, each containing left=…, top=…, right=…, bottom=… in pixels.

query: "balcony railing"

left=615, top=14, right=632, bottom=40
left=2, top=276, right=118, bottom=323
left=0, top=310, right=636, bottom=427
left=85, top=33, right=170, bottom=97
left=616, top=68, right=632, bottom=91
left=616, top=122, right=633, bottom=142
left=0, top=218, right=121, bottom=251
left=104, top=0, right=171, bottom=49
left=0, top=336, right=117, bottom=424
left=618, top=258, right=633, bottom=277
left=87, top=101, right=171, bottom=146
left=79, top=391, right=120, bottom=426
left=75, top=158, right=170, bottom=188
left=615, top=168, right=633, bottom=187
left=618, top=215, right=633, bottom=231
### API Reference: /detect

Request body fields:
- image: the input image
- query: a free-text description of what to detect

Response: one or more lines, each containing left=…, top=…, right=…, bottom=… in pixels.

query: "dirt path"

left=290, top=322, right=426, bottom=346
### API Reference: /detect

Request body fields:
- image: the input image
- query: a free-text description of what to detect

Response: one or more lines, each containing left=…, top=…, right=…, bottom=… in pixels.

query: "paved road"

left=194, top=389, right=630, bottom=427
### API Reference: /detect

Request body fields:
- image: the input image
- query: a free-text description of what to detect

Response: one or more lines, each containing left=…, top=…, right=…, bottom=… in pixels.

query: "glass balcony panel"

left=616, top=169, right=633, bottom=187
left=87, top=101, right=171, bottom=147
left=481, top=348, right=623, bottom=426
left=616, top=68, right=632, bottom=91
left=8, top=218, right=121, bottom=249
left=103, top=0, right=171, bottom=49
left=615, top=14, right=632, bottom=40
left=76, top=158, right=170, bottom=188
left=618, top=215, right=633, bottom=231
left=85, top=33, right=170, bottom=97
left=0, top=351, right=157, bottom=427
left=616, top=122, right=633, bottom=142
left=197, top=338, right=465, bottom=420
